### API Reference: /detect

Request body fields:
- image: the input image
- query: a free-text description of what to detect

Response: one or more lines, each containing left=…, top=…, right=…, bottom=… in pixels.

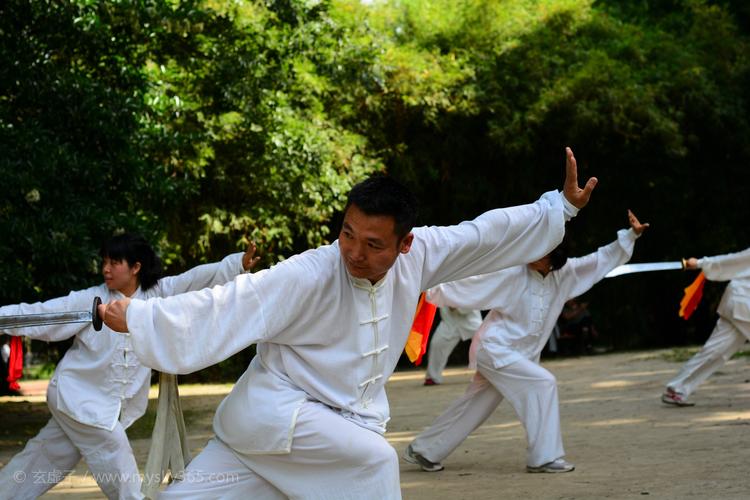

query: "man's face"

left=339, top=204, right=413, bottom=283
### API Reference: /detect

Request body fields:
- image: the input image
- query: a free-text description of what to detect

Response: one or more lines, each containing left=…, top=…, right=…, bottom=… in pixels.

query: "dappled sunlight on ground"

left=1, top=349, right=748, bottom=499
left=692, top=410, right=750, bottom=423
left=583, top=417, right=648, bottom=427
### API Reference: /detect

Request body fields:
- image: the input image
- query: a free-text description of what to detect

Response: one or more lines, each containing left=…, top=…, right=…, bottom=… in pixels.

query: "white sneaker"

left=402, top=444, right=444, bottom=472
left=661, top=388, right=695, bottom=407
left=527, top=458, right=575, bottom=473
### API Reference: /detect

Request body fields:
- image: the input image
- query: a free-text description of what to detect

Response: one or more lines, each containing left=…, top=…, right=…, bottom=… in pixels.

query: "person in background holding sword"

left=0, top=233, right=259, bottom=500
left=403, top=210, right=648, bottom=474
left=662, top=247, right=750, bottom=407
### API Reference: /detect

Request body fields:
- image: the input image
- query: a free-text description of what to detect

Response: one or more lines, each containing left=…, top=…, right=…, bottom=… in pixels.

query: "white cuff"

left=560, top=191, right=580, bottom=221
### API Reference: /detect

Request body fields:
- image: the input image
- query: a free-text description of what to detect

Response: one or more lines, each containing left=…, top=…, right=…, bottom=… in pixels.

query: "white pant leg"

left=477, top=352, right=564, bottom=467
left=0, top=417, right=81, bottom=500
left=666, top=317, right=749, bottom=397
left=163, top=401, right=401, bottom=500
left=411, top=372, right=503, bottom=463
left=46, top=385, right=143, bottom=500
left=425, top=322, right=462, bottom=383
left=160, top=438, right=285, bottom=500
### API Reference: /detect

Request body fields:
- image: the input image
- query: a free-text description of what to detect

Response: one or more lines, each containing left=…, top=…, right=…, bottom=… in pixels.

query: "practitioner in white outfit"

left=0, top=233, right=258, bottom=500
left=423, top=307, right=483, bottom=386
left=662, top=247, right=750, bottom=406
left=404, top=210, right=648, bottom=474
left=98, top=148, right=596, bottom=500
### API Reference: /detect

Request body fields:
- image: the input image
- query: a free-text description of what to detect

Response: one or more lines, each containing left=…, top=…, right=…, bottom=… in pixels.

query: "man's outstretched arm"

left=418, top=147, right=598, bottom=290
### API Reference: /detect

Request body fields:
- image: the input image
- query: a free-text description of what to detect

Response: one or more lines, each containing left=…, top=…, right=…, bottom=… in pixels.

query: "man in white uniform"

left=404, top=210, right=648, bottom=474
left=99, top=148, right=596, bottom=500
left=423, top=307, right=483, bottom=386
left=0, top=234, right=258, bottom=500
left=662, top=247, right=750, bottom=406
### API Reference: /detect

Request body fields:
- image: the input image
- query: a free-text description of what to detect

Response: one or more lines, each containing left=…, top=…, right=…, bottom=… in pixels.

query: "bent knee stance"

left=528, top=371, right=557, bottom=396
left=355, top=436, right=399, bottom=471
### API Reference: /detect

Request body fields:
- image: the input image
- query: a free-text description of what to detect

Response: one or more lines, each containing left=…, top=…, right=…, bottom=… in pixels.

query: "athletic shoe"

left=661, top=388, right=695, bottom=407
left=402, top=444, right=444, bottom=472
left=526, top=458, right=575, bottom=473
left=423, top=378, right=438, bottom=386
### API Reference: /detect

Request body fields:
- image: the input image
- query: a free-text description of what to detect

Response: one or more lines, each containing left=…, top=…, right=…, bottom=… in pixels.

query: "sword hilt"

left=92, top=296, right=103, bottom=331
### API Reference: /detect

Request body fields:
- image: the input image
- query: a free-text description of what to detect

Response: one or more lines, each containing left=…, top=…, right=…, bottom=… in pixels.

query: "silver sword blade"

left=605, top=261, right=684, bottom=278
left=0, top=297, right=103, bottom=331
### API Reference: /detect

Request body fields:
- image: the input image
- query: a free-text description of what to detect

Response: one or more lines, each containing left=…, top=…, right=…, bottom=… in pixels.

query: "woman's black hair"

left=100, top=233, right=162, bottom=291
left=344, top=175, right=418, bottom=240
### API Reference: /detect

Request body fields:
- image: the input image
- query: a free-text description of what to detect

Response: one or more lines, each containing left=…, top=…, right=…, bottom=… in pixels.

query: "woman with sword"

left=0, top=233, right=258, bottom=500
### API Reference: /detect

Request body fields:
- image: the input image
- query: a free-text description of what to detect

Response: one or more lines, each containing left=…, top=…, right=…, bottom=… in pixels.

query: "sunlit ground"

left=1, top=347, right=748, bottom=499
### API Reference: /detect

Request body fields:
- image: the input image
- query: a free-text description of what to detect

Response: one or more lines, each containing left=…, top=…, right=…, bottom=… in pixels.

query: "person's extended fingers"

left=564, top=147, right=578, bottom=187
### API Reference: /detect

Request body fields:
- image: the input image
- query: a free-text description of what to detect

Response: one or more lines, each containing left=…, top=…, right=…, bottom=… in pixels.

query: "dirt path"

left=1, top=348, right=748, bottom=499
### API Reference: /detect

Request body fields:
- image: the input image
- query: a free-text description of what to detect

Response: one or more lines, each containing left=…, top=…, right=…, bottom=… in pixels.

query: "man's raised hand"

left=562, top=147, right=597, bottom=209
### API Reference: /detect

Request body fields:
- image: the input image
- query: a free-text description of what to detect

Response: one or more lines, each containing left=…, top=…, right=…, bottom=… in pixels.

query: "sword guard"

left=681, top=258, right=687, bottom=270
left=92, top=296, right=103, bottom=331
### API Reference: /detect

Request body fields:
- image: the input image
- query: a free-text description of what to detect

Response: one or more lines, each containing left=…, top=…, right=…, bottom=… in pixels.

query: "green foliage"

left=23, top=361, right=57, bottom=381
left=349, top=0, right=750, bottom=351
left=1, top=0, right=749, bottom=378
left=0, top=1, right=205, bottom=301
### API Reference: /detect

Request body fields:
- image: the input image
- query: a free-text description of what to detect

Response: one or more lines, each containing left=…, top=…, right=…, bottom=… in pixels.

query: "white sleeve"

left=418, top=190, right=575, bottom=290
left=156, top=253, right=245, bottom=297
left=0, top=286, right=102, bottom=341
left=426, top=268, right=517, bottom=310
left=126, top=253, right=315, bottom=375
left=698, top=247, right=750, bottom=281
left=127, top=273, right=267, bottom=374
left=564, top=228, right=639, bottom=299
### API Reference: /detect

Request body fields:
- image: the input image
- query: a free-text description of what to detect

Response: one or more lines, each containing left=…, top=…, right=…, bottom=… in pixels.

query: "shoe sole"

left=526, top=465, right=575, bottom=473
left=661, top=395, right=695, bottom=407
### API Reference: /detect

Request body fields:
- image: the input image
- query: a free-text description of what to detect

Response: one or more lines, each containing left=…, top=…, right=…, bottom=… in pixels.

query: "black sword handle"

left=92, top=296, right=103, bottom=331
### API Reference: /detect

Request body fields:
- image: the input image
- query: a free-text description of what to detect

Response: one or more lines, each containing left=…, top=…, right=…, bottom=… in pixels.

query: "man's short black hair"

left=344, top=175, right=418, bottom=240
left=100, top=233, right=163, bottom=291
left=549, top=241, right=569, bottom=271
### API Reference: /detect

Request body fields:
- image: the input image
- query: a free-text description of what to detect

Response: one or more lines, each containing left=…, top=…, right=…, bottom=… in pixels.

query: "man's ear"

left=399, top=233, right=414, bottom=254
left=131, top=262, right=142, bottom=276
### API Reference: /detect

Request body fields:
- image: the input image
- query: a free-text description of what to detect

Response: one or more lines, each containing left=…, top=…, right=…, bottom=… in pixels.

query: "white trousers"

left=160, top=400, right=401, bottom=500
left=425, top=322, right=466, bottom=383
left=411, top=348, right=564, bottom=467
left=425, top=310, right=481, bottom=384
left=0, top=384, right=142, bottom=500
left=666, top=316, right=750, bottom=397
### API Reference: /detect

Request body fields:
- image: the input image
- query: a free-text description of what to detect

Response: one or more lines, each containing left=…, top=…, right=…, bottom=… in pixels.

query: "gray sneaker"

left=403, top=444, right=444, bottom=472
left=526, top=458, right=575, bottom=473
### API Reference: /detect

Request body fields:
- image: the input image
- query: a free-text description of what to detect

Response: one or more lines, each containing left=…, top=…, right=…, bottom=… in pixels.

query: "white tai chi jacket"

left=697, top=247, right=750, bottom=322
left=126, top=191, right=577, bottom=454
left=427, top=228, right=639, bottom=368
left=0, top=253, right=246, bottom=431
